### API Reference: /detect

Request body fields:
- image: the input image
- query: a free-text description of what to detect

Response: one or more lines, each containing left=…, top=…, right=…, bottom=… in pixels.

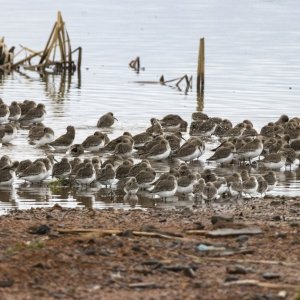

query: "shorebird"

left=19, top=100, right=36, bottom=118
left=202, top=182, right=218, bottom=202
left=133, top=132, right=153, bottom=149
left=128, top=160, right=151, bottom=177
left=191, top=112, right=209, bottom=122
left=49, top=125, right=75, bottom=150
left=146, top=118, right=163, bottom=136
left=68, top=144, right=84, bottom=157
left=115, top=159, right=134, bottom=180
left=159, top=114, right=188, bottom=132
left=97, top=112, right=118, bottom=128
left=114, top=137, right=133, bottom=158
left=189, top=118, right=218, bottom=136
left=0, top=161, right=19, bottom=186
left=0, top=124, right=17, bottom=144
left=8, top=101, right=21, bottom=121
left=135, top=167, right=156, bottom=189
left=262, top=171, right=277, bottom=191
left=237, top=137, right=263, bottom=163
left=123, top=177, right=139, bottom=195
left=18, top=161, right=47, bottom=183
left=21, top=103, right=46, bottom=123
left=260, top=152, right=287, bottom=170
left=75, top=162, right=96, bottom=186
left=174, top=138, right=205, bottom=162
left=52, top=157, right=71, bottom=179
left=176, top=173, right=197, bottom=195
left=0, top=103, right=9, bottom=124
left=207, top=142, right=235, bottom=165
left=257, top=176, right=268, bottom=197
left=96, top=163, right=116, bottom=187
left=29, top=127, right=54, bottom=146
left=81, top=131, right=107, bottom=152
left=242, top=176, right=258, bottom=197
left=193, top=178, right=206, bottom=200
left=224, top=122, right=246, bottom=138
left=141, top=139, right=171, bottom=160
left=152, top=174, right=177, bottom=201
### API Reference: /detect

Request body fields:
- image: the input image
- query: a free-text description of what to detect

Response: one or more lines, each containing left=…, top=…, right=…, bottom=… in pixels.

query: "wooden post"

left=196, top=38, right=205, bottom=93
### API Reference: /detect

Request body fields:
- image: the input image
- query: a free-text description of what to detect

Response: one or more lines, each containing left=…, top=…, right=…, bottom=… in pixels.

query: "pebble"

left=226, top=265, right=250, bottom=275
left=211, top=215, right=233, bottom=225
left=262, top=272, right=281, bottom=280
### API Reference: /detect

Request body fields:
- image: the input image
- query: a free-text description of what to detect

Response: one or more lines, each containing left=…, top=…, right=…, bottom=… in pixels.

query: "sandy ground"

left=0, top=196, right=300, bottom=300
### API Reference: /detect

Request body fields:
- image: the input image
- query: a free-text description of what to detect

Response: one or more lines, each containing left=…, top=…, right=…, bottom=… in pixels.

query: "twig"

left=223, top=279, right=297, bottom=290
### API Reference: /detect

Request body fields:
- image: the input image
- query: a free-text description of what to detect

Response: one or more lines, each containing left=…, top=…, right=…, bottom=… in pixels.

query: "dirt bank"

left=0, top=196, right=300, bottom=300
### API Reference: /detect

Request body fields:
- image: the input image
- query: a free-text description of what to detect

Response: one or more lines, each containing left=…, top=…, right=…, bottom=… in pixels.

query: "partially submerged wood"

left=0, top=12, right=81, bottom=75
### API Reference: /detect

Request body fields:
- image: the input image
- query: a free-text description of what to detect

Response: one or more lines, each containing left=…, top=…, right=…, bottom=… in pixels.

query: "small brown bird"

left=97, top=112, right=118, bottom=128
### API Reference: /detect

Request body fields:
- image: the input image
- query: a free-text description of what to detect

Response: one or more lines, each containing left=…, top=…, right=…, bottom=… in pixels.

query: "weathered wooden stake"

left=196, top=38, right=205, bottom=93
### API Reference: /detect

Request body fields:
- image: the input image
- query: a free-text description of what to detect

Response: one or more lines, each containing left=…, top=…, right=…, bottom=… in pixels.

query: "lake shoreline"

left=0, top=196, right=299, bottom=299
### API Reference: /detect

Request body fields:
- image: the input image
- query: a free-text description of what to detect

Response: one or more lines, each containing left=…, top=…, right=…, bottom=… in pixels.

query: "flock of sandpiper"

left=0, top=98, right=300, bottom=203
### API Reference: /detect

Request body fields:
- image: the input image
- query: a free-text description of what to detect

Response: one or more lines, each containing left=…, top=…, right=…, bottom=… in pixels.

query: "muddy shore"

left=0, top=196, right=300, bottom=300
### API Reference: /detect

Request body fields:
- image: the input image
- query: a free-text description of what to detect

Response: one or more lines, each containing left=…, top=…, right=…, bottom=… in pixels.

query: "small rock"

left=0, top=278, right=14, bottom=288
left=226, top=265, right=249, bottom=275
left=28, top=224, right=51, bottom=235
left=122, top=230, right=133, bottom=237
left=278, top=290, right=287, bottom=298
left=224, top=275, right=239, bottom=282
left=84, top=248, right=96, bottom=255
left=184, top=268, right=196, bottom=278
left=271, top=215, right=281, bottom=221
left=211, top=215, right=233, bottom=225
left=262, top=272, right=281, bottom=280
left=236, top=235, right=249, bottom=244
left=274, top=232, right=287, bottom=239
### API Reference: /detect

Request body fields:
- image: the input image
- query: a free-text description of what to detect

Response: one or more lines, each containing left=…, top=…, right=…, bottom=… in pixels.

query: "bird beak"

left=114, top=117, right=118, bottom=121
left=181, top=136, right=186, bottom=141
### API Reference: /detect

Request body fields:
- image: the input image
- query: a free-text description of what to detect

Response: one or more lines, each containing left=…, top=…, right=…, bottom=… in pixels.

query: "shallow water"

left=0, top=0, right=300, bottom=212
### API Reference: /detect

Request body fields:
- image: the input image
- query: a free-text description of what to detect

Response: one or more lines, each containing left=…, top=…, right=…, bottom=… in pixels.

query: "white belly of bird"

left=85, top=141, right=105, bottom=152
left=179, top=148, right=202, bottom=161
left=0, top=115, right=9, bottom=124
left=9, top=113, right=21, bottom=121
left=35, top=134, right=54, bottom=146
left=216, top=153, right=233, bottom=164
left=263, top=159, right=285, bottom=170
left=155, top=183, right=178, bottom=198
left=138, top=179, right=156, bottom=189
left=240, top=147, right=263, bottom=160
left=22, top=172, right=46, bottom=183
left=76, top=173, right=96, bottom=185
left=148, top=147, right=171, bottom=160
left=177, top=182, right=195, bottom=194
left=0, top=173, right=15, bottom=186
left=2, top=132, right=16, bottom=144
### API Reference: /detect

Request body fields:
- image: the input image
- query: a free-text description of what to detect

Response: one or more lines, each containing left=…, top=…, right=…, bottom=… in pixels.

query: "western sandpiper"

left=116, top=159, right=134, bottom=179
left=8, top=101, right=21, bottom=121
left=49, top=125, right=75, bottom=150
left=136, top=167, right=156, bottom=189
left=152, top=174, right=177, bottom=201
left=202, top=182, right=218, bottom=202
left=52, top=157, right=71, bottom=179
left=0, top=161, right=19, bottom=186
left=0, top=103, right=9, bottom=124
left=242, top=176, right=258, bottom=197
left=75, top=162, right=96, bottom=186
left=97, top=112, right=117, bottom=128
left=96, top=163, right=116, bottom=187
left=18, top=161, right=47, bottom=183
left=21, top=103, right=46, bottom=123
left=30, top=127, right=54, bottom=146
left=124, top=177, right=139, bottom=195
left=81, top=131, right=107, bottom=152
left=207, top=142, right=235, bottom=165
left=144, top=139, right=171, bottom=160
left=262, top=171, right=277, bottom=191
left=174, top=138, right=205, bottom=162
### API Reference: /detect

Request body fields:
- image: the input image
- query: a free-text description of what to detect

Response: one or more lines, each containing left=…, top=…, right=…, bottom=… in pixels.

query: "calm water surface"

left=0, top=0, right=300, bottom=212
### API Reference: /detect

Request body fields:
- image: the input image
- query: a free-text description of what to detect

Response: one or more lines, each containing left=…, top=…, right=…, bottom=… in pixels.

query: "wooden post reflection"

left=197, top=86, right=204, bottom=111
